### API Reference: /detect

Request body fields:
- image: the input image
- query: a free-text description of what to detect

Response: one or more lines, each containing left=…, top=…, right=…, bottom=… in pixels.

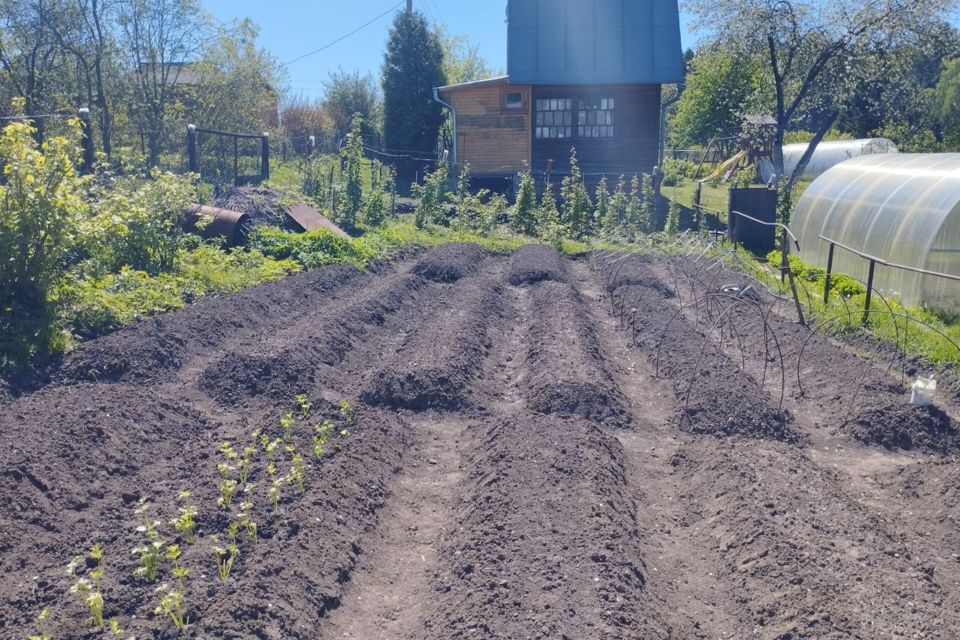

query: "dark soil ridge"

left=56, top=263, right=367, bottom=385
left=0, top=382, right=414, bottom=639
left=522, top=278, right=631, bottom=427
left=413, top=242, right=488, bottom=283
left=506, top=243, right=570, bottom=286
left=362, top=275, right=505, bottom=411
left=598, top=255, right=799, bottom=443
left=667, top=438, right=951, bottom=638
left=844, top=403, right=960, bottom=454
left=421, top=415, right=648, bottom=638
left=200, top=272, right=428, bottom=406
left=661, top=254, right=960, bottom=455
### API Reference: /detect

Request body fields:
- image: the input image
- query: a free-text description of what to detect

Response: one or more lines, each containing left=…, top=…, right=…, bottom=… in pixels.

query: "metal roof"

left=507, top=0, right=684, bottom=85
left=437, top=76, right=510, bottom=92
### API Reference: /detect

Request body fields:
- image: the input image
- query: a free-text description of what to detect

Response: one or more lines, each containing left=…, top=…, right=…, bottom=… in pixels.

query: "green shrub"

left=0, top=116, right=88, bottom=368
left=512, top=171, right=538, bottom=236
left=250, top=227, right=379, bottom=269
left=662, top=157, right=698, bottom=187
left=59, top=245, right=300, bottom=337
left=84, top=169, right=197, bottom=276
left=559, top=149, right=592, bottom=239
left=412, top=163, right=449, bottom=228
left=767, top=250, right=866, bottom=297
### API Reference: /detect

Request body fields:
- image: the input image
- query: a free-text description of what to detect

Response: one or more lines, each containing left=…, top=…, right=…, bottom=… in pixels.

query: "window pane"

left=566, top=127, right=572, bottom=138
left=564, top=111, right=572, bottom=126
left=609, top=126, right=614, bottom=137
left=608, top=98, right=614, bottom=109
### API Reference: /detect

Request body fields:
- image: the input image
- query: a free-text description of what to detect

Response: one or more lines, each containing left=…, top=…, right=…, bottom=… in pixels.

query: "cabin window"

left=505, top=92, right=524, bottom=110
left=535, top=98, right=573, bottom=139
left=578, top=98, right=615, bottom=138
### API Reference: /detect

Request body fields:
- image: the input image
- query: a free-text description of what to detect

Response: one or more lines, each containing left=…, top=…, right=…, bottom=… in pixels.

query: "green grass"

left=664, top=180, right=731, bottom=218
left=742, top=249, right=960, bottom=366
left=366, top=218, right=592, bottom=256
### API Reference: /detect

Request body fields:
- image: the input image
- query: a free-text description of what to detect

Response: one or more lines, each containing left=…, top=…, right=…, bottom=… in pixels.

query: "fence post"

left=77, top=108, right=95, bottom=174
left=863, top=259, right=876, bottom=324
left=782, top=227, right=806, bottom=326
left=823, top=242, right=836, bottom=304
left=261, top=132, right=270, bottom=182
left=187, top=125, right=198, bottom=174
left=309, top=135, right=316, bottom=157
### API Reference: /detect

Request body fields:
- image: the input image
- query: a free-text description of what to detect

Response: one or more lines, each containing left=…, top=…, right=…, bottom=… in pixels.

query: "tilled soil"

left=2, top=244, right=960, bottom=639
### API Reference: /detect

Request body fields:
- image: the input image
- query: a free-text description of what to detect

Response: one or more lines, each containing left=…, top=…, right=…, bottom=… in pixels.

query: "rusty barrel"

left=183, top=204, right=252, bottom=246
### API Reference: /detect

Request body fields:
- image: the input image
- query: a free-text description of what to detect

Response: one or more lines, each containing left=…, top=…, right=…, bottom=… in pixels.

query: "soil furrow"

left=569, top=258, right=746, bottom=638
left=594, top=252, right=960, bottom=638
left=320, top=414, right=467, bottom=640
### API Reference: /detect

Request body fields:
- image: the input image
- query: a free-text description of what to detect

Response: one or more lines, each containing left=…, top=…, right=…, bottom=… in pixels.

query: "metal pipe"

left=433, top=86, right=457, bottom=169
left=824, top=242, right=836, bottom=304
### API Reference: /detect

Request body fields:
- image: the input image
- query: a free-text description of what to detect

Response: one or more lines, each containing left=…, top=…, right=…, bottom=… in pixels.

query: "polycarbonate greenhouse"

left=792, top=154, right=960, bottom=312
left=759, top=138, right=899, bottom=182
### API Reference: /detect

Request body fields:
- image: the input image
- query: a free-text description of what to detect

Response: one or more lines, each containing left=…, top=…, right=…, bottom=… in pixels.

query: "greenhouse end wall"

left=792, top=154, right=960, bottom=313
left=759, top=138, right=899, bottom=182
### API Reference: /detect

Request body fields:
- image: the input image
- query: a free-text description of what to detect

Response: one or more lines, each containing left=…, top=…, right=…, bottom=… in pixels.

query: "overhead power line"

left=285, top=1, right=404, bottom=66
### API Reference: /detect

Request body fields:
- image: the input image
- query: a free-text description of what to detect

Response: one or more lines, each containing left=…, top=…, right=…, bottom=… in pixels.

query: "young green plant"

left=132, top=499, right=164, bottom=582
left=171, top=490, right=198, bottom=544
left=67, top=544, right=105, bottom=631
left=313, top=420, right=334, bottom=460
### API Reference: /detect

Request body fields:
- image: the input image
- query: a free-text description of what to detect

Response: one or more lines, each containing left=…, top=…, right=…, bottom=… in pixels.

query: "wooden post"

left=407, top=0, right=413, bottom=12
left=187, top=124, right=198, bottom=174
left=261, top=132, right=270, bottom=182
left=78, top=108, right=95, bottom=174
left=309, top=135, right=316, bottom=157
left=233, top=137, right=239, bottom=186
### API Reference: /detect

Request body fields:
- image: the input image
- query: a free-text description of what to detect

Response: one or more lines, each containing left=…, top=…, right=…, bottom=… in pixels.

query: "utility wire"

left=285, top=1, right=404, bottom=66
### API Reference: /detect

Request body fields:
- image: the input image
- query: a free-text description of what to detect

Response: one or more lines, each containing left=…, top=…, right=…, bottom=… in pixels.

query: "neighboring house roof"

left=507, top=0, right=684, bottom=85
left=438, top=76, right=510, bottom=93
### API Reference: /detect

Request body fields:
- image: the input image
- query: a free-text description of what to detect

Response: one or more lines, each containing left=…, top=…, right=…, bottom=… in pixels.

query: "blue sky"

left=202, top=1, right=698, bottom=98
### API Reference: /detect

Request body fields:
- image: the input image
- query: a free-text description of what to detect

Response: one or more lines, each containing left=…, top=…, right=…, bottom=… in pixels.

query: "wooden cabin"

left=436, top=0, right=684, bottom=185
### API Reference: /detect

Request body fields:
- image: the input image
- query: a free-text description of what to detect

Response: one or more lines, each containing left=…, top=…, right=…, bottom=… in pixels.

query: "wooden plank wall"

left=445, top=82, right=532, bottom=175
left=532, top=84, right=661, bottom=177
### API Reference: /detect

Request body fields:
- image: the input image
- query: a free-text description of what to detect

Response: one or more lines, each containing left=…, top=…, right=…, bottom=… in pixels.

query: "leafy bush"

left=0, top=117, right=87, bottom=368
left=59, top=245, right=300, bottom=337
left=559, top=149, right=592, bottom=239
left=662, top=157, right=698, bottom=187
left=84, top=169, right=197, bottom=276
left=767, top=250, right=866, bottom=297
left=412, top=163, right=449, bottom=228
left=512, top=171, right=538, bottom=236
left=250, top=227, right=379, bottom=269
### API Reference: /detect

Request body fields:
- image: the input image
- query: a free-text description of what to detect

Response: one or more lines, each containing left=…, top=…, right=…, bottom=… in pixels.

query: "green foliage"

left=85, top=169, right=197, bottom=276
left=322, top=70, right=382, bottom=140
left=665, top=199, right=681, bottom=235
left=606, top=176, right=629, bottom=233
left=59, top=245, right=300, bottom=337
left=250, top=227, right=378, bottom=269
left=661, top=157, right=699, bottom=187
left=937, top=58, right=960, bottom=149
left=670, top=49, right=767, bottom=147
left=767, top=250, right=866, bottom=298
left=338, top=113, right=366, bottom=231
left=412, top=163, right=449, bottom=228
left=0, top=118, right=87, bottom=368
left=593, top=178, right=610, bottom=231
left=512, top=171, right=538, bottom=236
left=559, top=149, right=592, bottom=239
left=382, top=10, right=447, bottom=179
